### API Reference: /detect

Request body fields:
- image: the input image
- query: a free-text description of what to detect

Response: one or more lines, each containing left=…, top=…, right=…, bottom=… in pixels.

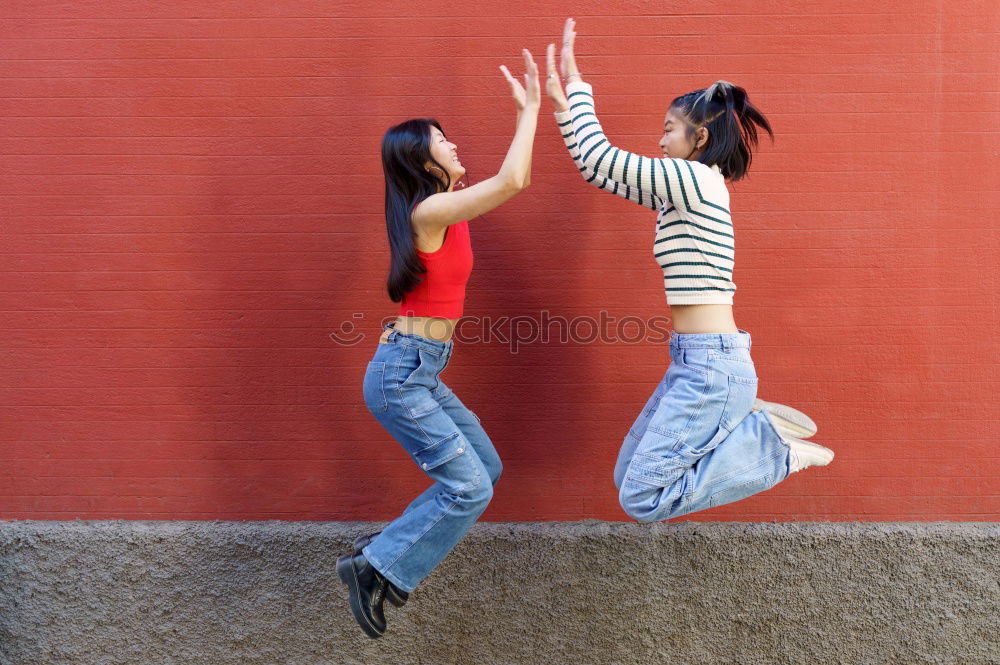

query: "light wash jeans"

left=361, top=323, right=501, bottom=593
left=615, top=329, right=791, bottom=521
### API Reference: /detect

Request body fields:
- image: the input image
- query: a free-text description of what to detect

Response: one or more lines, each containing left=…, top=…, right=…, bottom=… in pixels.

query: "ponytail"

left=671, top=80, right=773, bottom=181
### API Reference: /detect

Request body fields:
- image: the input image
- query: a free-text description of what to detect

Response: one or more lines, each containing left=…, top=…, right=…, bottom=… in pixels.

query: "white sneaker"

left=752, top=398, right=818, bottom=439
left=783, top=435, right=835, bottom=473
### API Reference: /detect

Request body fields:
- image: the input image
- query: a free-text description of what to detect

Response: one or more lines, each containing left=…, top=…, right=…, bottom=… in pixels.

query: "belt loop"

left=720, top=335, right=730, bottom=352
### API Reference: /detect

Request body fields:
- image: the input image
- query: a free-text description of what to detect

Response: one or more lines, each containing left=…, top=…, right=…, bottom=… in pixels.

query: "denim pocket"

left=413, top=432, right=467, bottom=471
left=394, top=348, right=424, bottom=388
left=676, top=348, right=711, bottom=374
left=625, top=451, right=680, bottom=487
left=720, top=374, right=759, bottom=432
left=708, top=473, right=773, bottom=509
left=707, top=348, right=755, bottom=365
left=363, top=361, right=388, bottom=413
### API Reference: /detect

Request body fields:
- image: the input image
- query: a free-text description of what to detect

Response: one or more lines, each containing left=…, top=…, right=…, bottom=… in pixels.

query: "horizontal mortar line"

left=0, top=14, right=991, bottom=19
left=3, top=113, right=996, bottom=120
left=0, top=224, right=951, bottom=234
left=5, top=378, right=993, bottom=387
left=1, top=32, right=996, bottom=39
left=2, top=144, right=986, bottom=151
left=0, top=285, right=977, bottom=291
left=2, top=53, right=996, bottom=62
left=0, top=173, right=925, bottom=178
left=0, top=30, right=992, bottom=39
left=0, top=363, right=992, bottom=369
left=3, top=113, right=997, bottom=120
left=0, top=190, right=931, bottom=197
left=2, top=443, right=986, bottom=450
left=5, top=346, right=987, bottom=351
left=2, top=368, right=992, bottom=373
left=10, top=474, right=1000, bottom=480
left=2, top=414, right=998, bottom=419
left=3, top=492, right=990, bottom=499
left=4, top=70, right=999, bottom=78
left=4, top=214, right=990, bottom=219
left=4, top=460, right=990, bottom=464
left=4, top=91, right=998, bottom=98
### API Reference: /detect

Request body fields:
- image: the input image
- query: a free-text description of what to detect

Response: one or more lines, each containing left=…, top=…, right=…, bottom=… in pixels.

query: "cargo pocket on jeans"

left=708, top=474, right=773, bottom=509
left=413, top=432, right=467, bottom=471
left=624, top=451, right=682, bottom=489
left=720, top=374, right=758, bottom=432
left=413, top=432, right=479, bottom=493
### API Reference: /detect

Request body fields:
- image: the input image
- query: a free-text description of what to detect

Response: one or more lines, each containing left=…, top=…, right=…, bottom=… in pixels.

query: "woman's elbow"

left=500, top=175, right=528, bottom=193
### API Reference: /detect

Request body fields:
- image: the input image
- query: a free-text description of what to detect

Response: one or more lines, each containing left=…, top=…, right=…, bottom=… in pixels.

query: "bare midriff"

left=381, top=316, right=459, bottom=343
left=669, top=304, right=739, bottom=334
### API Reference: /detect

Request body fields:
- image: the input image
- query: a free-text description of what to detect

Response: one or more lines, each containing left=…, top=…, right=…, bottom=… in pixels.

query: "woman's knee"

left=487, top=458, right=503, bottom=486
left=618, top=484, right=661, bottom=523
left=461, top=476, right=494, bottom=512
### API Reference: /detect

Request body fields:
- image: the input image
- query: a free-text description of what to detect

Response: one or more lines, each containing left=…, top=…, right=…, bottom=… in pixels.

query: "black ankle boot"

left=351, top=532, right=410, bottom=608
left=336, top=552, right=388, bottom=639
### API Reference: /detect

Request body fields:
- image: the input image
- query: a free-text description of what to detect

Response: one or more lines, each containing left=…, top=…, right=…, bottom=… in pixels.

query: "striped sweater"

left=554, top=80, right=737, bottom=306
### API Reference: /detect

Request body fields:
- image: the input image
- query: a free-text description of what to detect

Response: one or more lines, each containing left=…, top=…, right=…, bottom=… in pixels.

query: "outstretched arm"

left=414, top=50, right=541, bottom=229
left=547, top=38, right=663, bottom=211
left=551, top=18, right=703, bottom=213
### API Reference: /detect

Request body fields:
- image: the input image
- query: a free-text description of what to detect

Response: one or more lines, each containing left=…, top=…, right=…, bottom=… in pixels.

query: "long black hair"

left=670, top=81, right=773, bottom=182
left=381, top=118, right=452, bottom=302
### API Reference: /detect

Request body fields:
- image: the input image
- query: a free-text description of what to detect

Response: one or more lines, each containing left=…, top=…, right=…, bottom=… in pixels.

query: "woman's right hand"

left=546, top=43, right=569, bottom=112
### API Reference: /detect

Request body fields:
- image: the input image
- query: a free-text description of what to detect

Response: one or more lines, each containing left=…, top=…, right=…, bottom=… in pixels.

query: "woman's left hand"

left=499, top=49, right=541, bottom=112
left=560, top=17, right=580, bottom=81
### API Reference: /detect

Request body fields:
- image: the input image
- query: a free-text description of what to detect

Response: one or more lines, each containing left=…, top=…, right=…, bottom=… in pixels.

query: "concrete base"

left=1, top=521, right=998, bottom=664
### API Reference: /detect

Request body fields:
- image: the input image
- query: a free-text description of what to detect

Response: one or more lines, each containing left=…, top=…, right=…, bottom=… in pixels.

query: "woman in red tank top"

left=336, top=50, right=541, bottom=639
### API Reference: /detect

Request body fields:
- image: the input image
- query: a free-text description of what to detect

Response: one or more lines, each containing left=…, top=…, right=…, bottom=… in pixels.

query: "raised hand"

left=499, top=49, right=541, bottom=112
left=546, top=43, right=569, bottom=112
left=560, top=17, right=580, bottom=81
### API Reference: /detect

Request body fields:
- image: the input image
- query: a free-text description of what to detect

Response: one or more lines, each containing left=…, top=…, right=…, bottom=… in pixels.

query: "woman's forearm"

left=498, top=105, right=539, bottom=188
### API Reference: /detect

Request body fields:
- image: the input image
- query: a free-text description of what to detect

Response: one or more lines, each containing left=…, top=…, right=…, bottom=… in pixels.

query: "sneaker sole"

left=336, top=555, right=384, bottom=639
left=789, top=438, right=835, bottom=466
left=753, top=399, right=818, bottom=438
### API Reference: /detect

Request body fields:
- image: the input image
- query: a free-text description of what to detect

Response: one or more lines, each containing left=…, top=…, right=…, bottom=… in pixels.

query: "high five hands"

left=500, top=18, right=581, bottom=114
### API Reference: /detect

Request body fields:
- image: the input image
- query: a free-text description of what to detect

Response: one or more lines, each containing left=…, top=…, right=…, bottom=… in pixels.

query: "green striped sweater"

left=554, top=80, right=736, bottom=306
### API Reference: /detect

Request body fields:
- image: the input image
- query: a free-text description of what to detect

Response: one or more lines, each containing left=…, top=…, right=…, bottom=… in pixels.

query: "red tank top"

left=398, top=220, right=473, bottom=318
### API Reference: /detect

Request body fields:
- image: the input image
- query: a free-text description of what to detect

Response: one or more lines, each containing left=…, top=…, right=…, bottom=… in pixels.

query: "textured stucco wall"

left=1, top=521, right=998, bottom=664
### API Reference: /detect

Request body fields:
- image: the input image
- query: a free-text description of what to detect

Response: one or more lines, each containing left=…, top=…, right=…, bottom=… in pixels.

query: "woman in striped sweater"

left=546, top=19, right=834, bottom=521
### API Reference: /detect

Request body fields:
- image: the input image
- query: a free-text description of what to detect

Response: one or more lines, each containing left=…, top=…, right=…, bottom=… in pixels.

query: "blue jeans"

left=615, top=329, right=791, bottom=521
left=360, top=323, right=502, bottom=593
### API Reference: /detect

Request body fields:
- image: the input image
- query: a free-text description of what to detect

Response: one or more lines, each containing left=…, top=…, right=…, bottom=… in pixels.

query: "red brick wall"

left=2, top=1, right=998, bottom=520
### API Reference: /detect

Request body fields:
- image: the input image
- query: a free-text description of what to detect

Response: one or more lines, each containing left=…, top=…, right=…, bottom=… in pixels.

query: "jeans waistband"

left=669, top=328, right=752, bottom=351
left=381, top=321, right=453, bottom=358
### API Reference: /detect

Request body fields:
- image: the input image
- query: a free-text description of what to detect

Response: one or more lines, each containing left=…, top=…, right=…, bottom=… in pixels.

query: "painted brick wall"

left=1, top=1, right=997, bottom=521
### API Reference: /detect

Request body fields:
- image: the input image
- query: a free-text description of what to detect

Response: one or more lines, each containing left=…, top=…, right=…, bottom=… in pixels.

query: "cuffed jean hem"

left=361, top=546, right=417, bottom=594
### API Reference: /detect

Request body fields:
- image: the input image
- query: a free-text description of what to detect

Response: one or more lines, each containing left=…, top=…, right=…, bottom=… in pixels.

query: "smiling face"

left=659, top=108, right=708, bottom=161
left=425, top=125, right=465, bottom=188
